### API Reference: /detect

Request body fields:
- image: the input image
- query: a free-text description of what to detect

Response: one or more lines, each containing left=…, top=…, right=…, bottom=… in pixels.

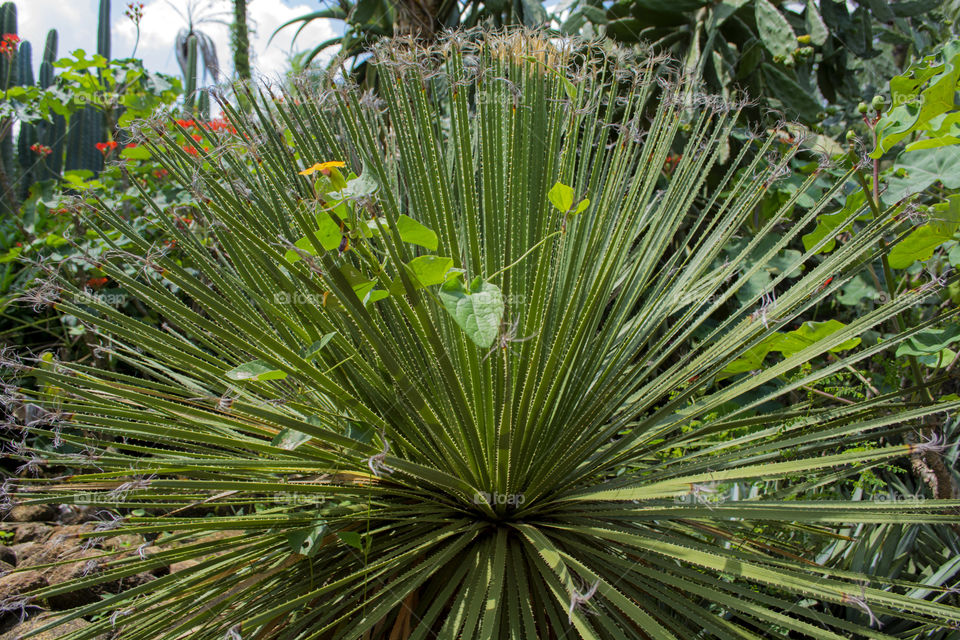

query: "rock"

left=10, top=524, right=52, bottom=545
left=45, top=524, right=96, bottom=545
left=169, top=559, right=200, bottom=573
left=43, top=550, right=101, bottom=610
left=55, top=505, right=96, bottom=525
left=101, top=534, right=144, bottom=552
left=7, top=544, right=39, bottom=567
left=0, top=613, right=107, bottom=640
left=3, top=506, right=56, bottom=524
left=0, top=546, right=15, bottom=566
left=0, top=570, right=48, bottom=599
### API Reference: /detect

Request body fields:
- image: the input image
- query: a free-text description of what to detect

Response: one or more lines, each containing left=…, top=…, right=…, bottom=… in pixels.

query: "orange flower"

left=299, top=161, right=346, bottom=176
left=175, top=119, right=196, bottom=128
left=86, top=277, right=109, bottom=289
left=191, top=133, right=203, bottom=142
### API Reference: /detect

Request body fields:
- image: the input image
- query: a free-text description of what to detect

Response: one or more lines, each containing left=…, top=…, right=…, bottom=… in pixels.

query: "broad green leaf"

left=837, top=273, right=879, bottom=306
left=719, top=342, right=773, bottom=378
left=287, top=521, right=328, bottom=557
left=950, top=242, right=960, bottom=266
left=272, top=428, right=312, bottom=450
left=438, top=275, right=505, bottom=348
left=400, top=255, right=454, bottom=291
left=801, top=190, right=867, bottom=253
left=226, top=360, right=288, bottom=381
left=396, top=214, right=438, bottom=250
left=341, top=166, right=379, bottom=198
left=888, top=196, right=960, bottom=268
left=548, top=181, right=575, bottom=213
left=119, top=145, right=151, bottom=160
left=896, top=325, right=960, bottom=357
left=769, top=320, right=861, bottom=356
left=337, top=531, right=364, bottom=551
left=883, top=147, right=960, bottom=204
left=302, top=333, right=337, bottom=359
left=285, top=214, right=343, bottom=262
left=889, top=225, right=954, bottom=268
left=917, top=348, right=957, bottom=368
left=873, top=40, right=960, bottom=157
left=352, top=281, right=389, bottom=306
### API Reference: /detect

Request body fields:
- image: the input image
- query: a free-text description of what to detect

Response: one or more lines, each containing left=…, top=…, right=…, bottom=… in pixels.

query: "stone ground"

left=0, top=504, right=167, bottom=640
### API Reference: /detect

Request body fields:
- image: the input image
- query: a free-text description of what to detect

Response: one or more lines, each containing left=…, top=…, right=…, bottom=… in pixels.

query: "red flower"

left=205, top=118, right=237, bottom=134
left=125, top=142, right=137, bottom=148
left=175, top=119, right=196, bottom=129
left=86, top=277, right=109, bottom=289
left=182, top=144, right=199, bottom=156
left=191, top=133, right=203, bottom=142
left=152, top=168, right=169, bottom=179
left=124, top=2, right=144, bottom=25
left=30, top=143, right=53, bottom=157
left=95, top=141, right=118, bottom=156
left=0, top=34, right=18, bottom=58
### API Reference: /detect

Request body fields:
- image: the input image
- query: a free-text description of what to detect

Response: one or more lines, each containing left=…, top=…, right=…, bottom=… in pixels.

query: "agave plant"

left=5, top=31, right=960, bottom=639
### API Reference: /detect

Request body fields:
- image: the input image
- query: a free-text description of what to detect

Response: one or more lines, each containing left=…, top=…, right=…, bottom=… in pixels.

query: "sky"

left=13, top=0, right=342, bottom=84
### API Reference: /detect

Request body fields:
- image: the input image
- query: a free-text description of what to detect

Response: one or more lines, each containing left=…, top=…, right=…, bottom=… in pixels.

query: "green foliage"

left=5, top=33, right=959, bottom=639
left=569, top=0, right=953, bottom=127
left=872, top=39, right=960, bottom=157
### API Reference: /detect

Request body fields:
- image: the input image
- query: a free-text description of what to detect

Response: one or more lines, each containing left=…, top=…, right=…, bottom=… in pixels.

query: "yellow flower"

left=299, top=161, right=346, bottom=176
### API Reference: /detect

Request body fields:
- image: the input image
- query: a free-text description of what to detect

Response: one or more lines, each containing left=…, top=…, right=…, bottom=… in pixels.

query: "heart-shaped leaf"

left=438, top=275, right=505, bottom=348
left=272, top=427, right=312, bottom=450
left=226, top=360, right=288, bottom=381
left=302, top=332, right=337, bottom=359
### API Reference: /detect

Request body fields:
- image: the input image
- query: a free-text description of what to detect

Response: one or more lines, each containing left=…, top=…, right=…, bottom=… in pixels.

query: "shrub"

left=4, top=31, right=959, bottom=639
